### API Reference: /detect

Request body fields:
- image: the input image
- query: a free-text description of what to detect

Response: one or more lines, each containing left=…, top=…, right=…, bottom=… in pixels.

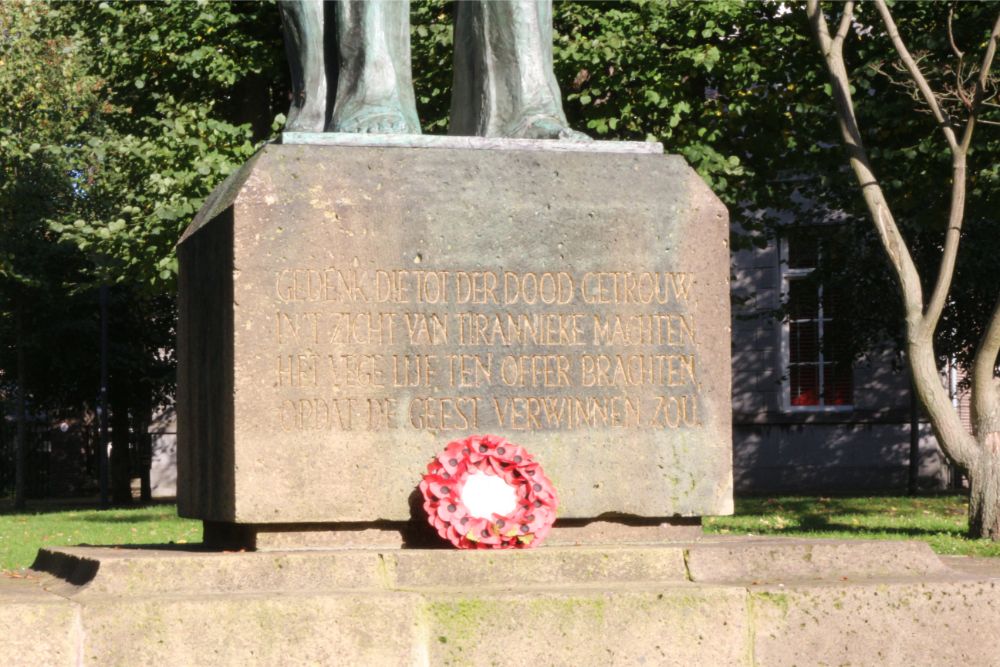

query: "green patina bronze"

left=278, top=0, right=587, bottom=139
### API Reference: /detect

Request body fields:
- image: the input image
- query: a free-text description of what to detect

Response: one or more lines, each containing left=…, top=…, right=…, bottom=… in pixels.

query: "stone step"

left=5, top=540, right=1000, bottom=666
left=30, top=537, right=949, bottom=598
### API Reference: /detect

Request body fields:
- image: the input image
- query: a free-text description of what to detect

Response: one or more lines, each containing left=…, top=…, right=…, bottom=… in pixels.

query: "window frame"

left=779, top=233, right=854, bottom=413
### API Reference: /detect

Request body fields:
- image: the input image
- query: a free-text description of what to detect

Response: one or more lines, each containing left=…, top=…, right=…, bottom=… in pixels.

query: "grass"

left=1, top=494, right=998, bottom=572
left=0, top=502, right=201, bottom=572
left=705, top=494, right=1000, bottom=558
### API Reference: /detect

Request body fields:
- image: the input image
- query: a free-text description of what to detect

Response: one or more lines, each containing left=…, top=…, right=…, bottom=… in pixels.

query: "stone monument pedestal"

left=176, top=137, right=732, bottom=546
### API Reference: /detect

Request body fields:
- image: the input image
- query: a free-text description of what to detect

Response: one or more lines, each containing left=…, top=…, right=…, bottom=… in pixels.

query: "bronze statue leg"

left=450, top=0, right=588, bottom=140
left=278, top=0, right=327, bottom=132
left=330, top=0, right=420, bottom=134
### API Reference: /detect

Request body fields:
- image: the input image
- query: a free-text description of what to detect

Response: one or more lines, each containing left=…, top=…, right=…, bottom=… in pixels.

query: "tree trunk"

left=969, top=433, right=1000, bottom=539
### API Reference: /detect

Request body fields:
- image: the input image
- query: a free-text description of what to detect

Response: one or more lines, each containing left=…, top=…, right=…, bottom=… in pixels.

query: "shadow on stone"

left=30, top=549, right=99, bottom=587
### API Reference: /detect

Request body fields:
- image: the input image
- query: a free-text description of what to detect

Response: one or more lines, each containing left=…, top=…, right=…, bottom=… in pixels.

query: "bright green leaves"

left=551, top=1, right=794, bottom=199
left=410, top=1, right=455, bottom=133
left=31, top=1, right=279, bottom=291
left=0, top=2, right=107, bottom=290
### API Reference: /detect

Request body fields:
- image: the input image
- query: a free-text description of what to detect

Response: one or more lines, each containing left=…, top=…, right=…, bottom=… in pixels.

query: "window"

left=782, top=230, right=853, bottom=410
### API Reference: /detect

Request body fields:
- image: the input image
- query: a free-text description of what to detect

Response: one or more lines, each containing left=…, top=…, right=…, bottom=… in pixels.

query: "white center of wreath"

left=460, top=471, right=518, bottom=519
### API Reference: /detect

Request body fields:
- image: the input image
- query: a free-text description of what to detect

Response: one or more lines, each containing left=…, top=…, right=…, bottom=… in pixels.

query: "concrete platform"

left=4, top=538, right=1000, bottom=666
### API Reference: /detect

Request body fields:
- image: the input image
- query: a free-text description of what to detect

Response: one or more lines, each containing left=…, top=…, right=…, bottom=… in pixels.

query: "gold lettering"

left=581, top=272, right=693, bottom=305
left=276, top=353, right=319, bottom=387
left=649, top=395, right=699, bottom=428
left=493, top=396, right=640, bottom=430
left=275, top=311, right=320, bottom=344
left=326, top=312, right=396, bottom=344
left=498, top=355, right=571, bottom=388
left=456, top=312, right=583, bottom=346
left=455, top=271, right=499, bottom=304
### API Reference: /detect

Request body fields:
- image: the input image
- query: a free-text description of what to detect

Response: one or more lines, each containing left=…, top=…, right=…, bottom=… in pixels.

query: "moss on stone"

left=752, top=591, right=790, bottom=617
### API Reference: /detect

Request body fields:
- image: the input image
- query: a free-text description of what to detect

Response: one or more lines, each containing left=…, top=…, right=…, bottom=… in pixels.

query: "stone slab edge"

left=280, top=131, right=665, bottom=154
left=27, top=538, right=965, bottom=597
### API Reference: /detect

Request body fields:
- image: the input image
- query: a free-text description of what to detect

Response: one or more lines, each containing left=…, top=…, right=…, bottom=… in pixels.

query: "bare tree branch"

left=807, top=0, right=922, bottom=315
left=967, top=13, right=1000, bottom=136
left=947, top=4, right=972, bottom=107
left=834, top=1, right=854, bottom=48
left=926, top=14, right=1000, bottom=341
left=948, top=5, right=965, bottom=60
left=874, top=0, right=959, bottom=151
left=873, top=3, right=1000, bottom=355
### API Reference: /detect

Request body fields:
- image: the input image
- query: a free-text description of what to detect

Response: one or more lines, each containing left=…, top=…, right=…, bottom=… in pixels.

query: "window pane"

left=789, top=321, right=818, bottom=364
left=791, top=365, right=819, bottom=406
left=824, top=363, right=854, bottom=405
left=786, top=230, right=818, bottom=269
left=787, top=279, right=819, bottom=319
left=822, top=283, right=846, bottom=319
left=822, top=319, right=852, bottom=364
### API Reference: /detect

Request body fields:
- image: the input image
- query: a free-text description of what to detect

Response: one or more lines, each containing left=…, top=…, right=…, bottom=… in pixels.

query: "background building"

left=730, top=225, right=960, bottom=493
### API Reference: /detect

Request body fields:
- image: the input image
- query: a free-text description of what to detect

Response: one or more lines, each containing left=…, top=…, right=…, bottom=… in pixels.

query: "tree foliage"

left=0, top=3, right=107, bottom=408
left=46, top=1, right=285, bottom=289
left=1, top=1, right=287, bottom=501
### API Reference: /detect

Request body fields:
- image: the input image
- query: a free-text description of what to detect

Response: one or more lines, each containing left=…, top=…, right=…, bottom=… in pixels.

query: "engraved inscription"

left=272, top=268, right=703, bottom=433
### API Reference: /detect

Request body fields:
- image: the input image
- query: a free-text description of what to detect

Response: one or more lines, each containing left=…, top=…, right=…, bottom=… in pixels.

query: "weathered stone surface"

left=31, top=543, right=689, bottom=596
left=685, top=537, right=949, bottom=583
left=208, top=517, right=705, bottom=550
left=80, top=593, right=423, bottom=666
left=17, top=540, right=1000, bottom=666
left=423, top=587, right=749, bottom=666
left=390, top=545, right=690, bottom=588
left=31, top=546, right=390, bottom=597
left=177, top=142, right=732, bottom=526
left=0, top=575, right=79, bottom=667
left=751, top=579, right=1000, bottom=666
left=542, top=517, right=704, bottom=546
left=30, top=538, right=952, bottom=597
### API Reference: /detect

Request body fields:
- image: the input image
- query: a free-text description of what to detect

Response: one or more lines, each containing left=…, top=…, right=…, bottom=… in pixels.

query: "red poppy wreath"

left=419, top=434, right=558, bottom=549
